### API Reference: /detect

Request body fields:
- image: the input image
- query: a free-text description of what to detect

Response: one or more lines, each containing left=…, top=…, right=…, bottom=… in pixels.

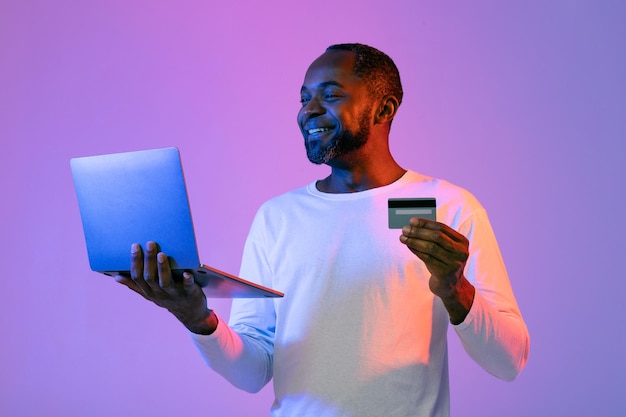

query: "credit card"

left=388, top=198, right=437, bottom=228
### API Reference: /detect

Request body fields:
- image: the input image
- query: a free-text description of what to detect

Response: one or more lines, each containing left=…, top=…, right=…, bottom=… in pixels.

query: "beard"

left=305, top=108, right=372, bottom=165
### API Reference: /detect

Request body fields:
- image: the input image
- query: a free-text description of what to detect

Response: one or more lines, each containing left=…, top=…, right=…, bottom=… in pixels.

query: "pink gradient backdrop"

left=1, top=1, right=624, bottom=416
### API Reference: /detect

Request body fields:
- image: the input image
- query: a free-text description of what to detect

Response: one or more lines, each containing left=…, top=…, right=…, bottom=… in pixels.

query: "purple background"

left=1, top=1, right=624, bottom=416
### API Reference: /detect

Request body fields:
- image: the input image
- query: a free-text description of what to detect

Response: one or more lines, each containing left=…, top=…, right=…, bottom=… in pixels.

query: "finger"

left=182, top=272, right=196, bottom=294
left=144, top=241, right=160, bottom=289
left=182, top=272, right=208, bottom=313
left=409, top=248, right=451, bottom=276
left=114, top=274, right=148, bottom=298
left=401, top=221, right=468, bottom=258
left=130, top=243, right=143, bottom=278
left=130, top=243, right=151, bottom=294
left=403, top=240, right=448, bottom=266
left=407, top=217, right=467, bottom=243
left=403, top=239, right=465, bottom=284
left=400, top=229, right=466, bottom=266
left=157, top=251, right=173, bottom=289
left=400, top=223, right=450, bottom=251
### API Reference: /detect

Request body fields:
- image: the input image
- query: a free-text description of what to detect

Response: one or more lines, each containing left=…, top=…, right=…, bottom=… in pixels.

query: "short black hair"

left=326, top=43, right=403, bottom=106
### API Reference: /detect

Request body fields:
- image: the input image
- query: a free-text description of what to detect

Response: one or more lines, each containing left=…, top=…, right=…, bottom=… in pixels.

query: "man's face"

left=297, top=50, right=373, bottom=166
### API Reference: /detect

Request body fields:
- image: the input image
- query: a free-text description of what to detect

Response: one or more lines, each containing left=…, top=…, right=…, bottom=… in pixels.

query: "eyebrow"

left=300, top=81, right=345, bottom=94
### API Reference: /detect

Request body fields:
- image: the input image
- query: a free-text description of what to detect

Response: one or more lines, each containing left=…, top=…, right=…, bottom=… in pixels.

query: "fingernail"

left=157, top=252, right=166, bottom=263
left=131, top=243, right=139, bottom=253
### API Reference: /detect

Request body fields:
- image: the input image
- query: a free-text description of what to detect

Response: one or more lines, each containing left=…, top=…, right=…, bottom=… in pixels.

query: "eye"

left=300, top=96, right=310, bottom=106
left=324, top=90, right=343, bottom=101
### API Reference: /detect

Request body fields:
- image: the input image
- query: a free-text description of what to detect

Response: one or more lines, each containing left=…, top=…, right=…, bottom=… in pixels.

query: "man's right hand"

left=114, top=241, right=218, bottom=335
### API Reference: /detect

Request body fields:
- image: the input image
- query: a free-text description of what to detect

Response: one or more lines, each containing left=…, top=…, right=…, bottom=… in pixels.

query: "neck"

left=316, top=160, right=406, bottom=193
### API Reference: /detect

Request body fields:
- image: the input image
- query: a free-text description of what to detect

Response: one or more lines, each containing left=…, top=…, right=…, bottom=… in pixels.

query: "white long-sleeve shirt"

left=192, top=170, right=529, bottom=417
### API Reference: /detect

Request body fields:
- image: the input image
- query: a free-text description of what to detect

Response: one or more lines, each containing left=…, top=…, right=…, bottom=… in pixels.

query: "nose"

left=299, top=96, right=325, bottom=120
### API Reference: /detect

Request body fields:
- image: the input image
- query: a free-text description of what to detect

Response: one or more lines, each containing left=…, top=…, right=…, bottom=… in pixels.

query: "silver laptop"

left=70, top=147, right=283, bottom=298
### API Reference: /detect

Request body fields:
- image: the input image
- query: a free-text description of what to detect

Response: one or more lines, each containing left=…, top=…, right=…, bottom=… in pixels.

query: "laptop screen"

left=71, top=147, right=200, bottom=273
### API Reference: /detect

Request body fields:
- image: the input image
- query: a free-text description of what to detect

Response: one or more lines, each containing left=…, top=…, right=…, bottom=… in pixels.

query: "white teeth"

left=308, top=127, right=331, bottom=135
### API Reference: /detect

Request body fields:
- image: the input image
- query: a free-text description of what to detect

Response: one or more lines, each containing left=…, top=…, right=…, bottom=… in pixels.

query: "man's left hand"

left=399, top=217, right=475, bottom=324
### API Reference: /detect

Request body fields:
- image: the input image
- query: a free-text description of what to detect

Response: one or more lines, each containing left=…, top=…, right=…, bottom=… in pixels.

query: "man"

left=116, top=43, right=529, bottom=416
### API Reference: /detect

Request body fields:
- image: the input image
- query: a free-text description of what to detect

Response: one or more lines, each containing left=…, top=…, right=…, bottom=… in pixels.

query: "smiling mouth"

left=307, top=127, right=332, bottom=135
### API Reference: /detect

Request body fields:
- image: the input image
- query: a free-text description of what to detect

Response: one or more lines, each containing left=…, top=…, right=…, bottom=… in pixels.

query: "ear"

left=374, top=95, right=400, bottom=125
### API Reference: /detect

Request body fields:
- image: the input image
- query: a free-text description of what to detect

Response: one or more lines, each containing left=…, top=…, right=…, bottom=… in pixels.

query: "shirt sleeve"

left=189, top=309, right=274, bottom=393
left=189, top=208, right=277, bottom=393
left=452, top=204, right=530, bottom=381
